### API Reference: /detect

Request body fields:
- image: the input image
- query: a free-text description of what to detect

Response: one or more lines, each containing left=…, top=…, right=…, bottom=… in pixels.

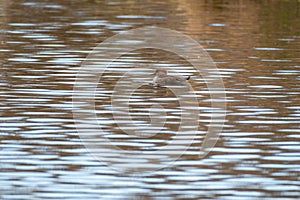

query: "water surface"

left=0, top=0, right=300, bottom=199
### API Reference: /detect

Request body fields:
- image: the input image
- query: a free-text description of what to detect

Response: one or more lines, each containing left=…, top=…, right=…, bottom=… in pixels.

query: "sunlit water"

left=0, top=0, right=300, bottom=199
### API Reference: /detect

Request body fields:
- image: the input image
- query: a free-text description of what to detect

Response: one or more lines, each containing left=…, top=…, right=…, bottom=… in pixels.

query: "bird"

left=152, top=69, right=190, bottom=87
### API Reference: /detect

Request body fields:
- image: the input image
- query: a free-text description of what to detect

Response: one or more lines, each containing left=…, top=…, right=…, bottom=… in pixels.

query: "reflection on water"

left=1, top=0, right=300, bottom=199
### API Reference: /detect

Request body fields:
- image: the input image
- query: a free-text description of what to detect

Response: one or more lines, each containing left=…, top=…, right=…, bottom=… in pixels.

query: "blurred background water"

left=0, top=0, right=300, bottom=199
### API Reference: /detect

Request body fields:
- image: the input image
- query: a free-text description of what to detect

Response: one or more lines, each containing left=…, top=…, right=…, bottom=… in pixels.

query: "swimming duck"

left=152, top=69, right=190, bottom=87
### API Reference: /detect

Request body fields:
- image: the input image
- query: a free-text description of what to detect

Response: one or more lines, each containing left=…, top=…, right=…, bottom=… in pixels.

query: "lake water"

left=0, top=0, right=300, bottom=199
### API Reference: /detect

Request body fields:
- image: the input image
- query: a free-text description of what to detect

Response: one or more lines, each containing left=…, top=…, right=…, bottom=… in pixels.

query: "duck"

left=152, top=69, right=190, bottom=87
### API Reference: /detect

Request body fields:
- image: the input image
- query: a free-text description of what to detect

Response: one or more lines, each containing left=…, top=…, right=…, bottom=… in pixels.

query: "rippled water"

left=1, top=0, right=300, bottom=199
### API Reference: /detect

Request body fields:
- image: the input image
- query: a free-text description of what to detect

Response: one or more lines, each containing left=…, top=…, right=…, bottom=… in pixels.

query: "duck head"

left=153, top=69, right=167, bottom=76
